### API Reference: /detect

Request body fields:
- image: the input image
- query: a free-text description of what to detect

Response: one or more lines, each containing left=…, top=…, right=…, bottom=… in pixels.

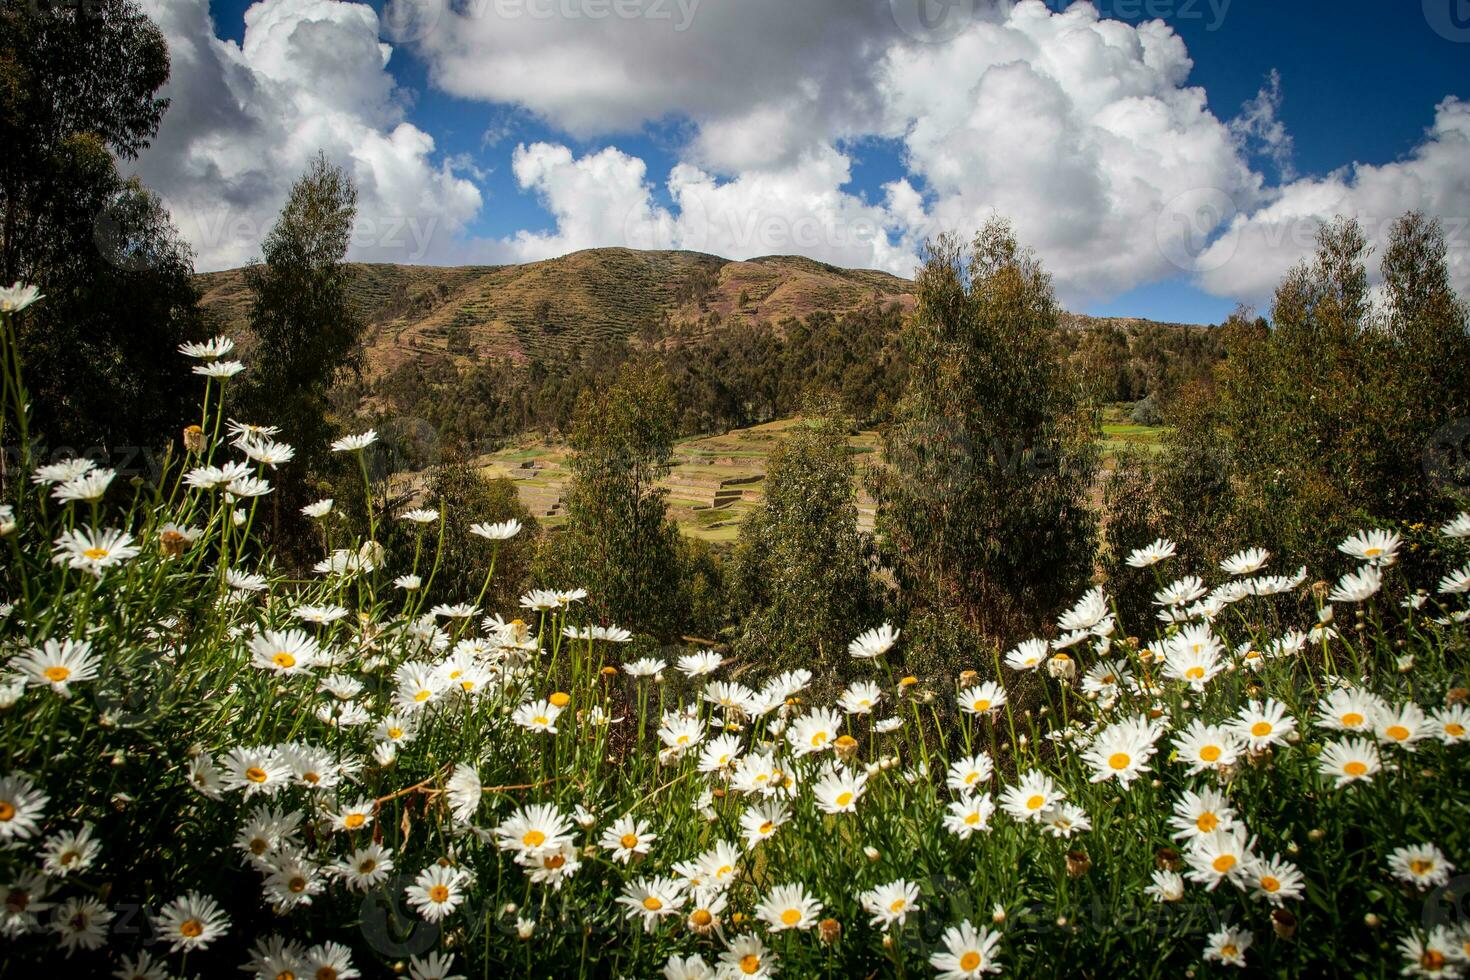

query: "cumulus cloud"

left=1194, top=97, right=1470, bottom=306
left=132, top=0, right=482, bottom=270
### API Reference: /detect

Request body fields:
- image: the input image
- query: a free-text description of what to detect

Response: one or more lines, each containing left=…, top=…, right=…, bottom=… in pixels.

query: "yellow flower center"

left=620, top=833, right=640, bottom=849
left=533, top=716, right=550, bottom=726
left=179, top=919, right=203, bottom=938
left=1341, top=712, right=1364, bottom=727
left=387, top=727, right=404, bottom=739
left=1199, top=745, right=1221, bottom=762
left=1250, top=721, right=1272, bottom=737
left=414, top=690, right=432, bottom=702
left=1364, top=547, right=1382, bottom=557
left=83, top=547, right=109, bottom=560
left=973, top=699, right=991, bottom=712
left=1196, top=813, right=1218, bottom=833
left=344, top=813, right=365, bottom=829
left=780, top=908, right=801, bottom=926
left=811, top=732, right=828, bottom=747
left=889, top=898, right=907, bottom=913
left=1386, top=725, right=1410, bottom=741
left=964, top=812, right=980, bottom=826
left=1185, top=666, right=1205, bottom=680
left=1108, top=752, right=1131, bottom=771
left=964, top=772, right=980, bottom=784
left=1261, top=876, right=1280, bottom=893
left=272, top=652, right=295, bottom=669
left=835, top=792, right=854, bottom=807
left=245, top=767, right=268, bottom=783
left=758, top=821, right=773, bottom=835
left=1221, top=944, right=1238, bottom=958
left=43, top=666, right=71, bottom=683
left=1447, top=723, right=1466, bottom=737
left=1411, top=859, right=1435, bottom=876
left=522, top=830, right=546, bottom=848
left=1423, top=951, right=1446, bottom=970
left=317, top=968, right=338, bottom=980
left=642, top=896, right=663, bottom=911
left=288, top=876, right=307, bottom=893
left=359, top=860, right=377, bottom=874
left=691, top=909, right=713, bottom=926
left=1026, top=794, right=1045, bottom=811
left=960, top=952, right=982, bottom=971
left=1344, top=761, right=1368, bottom=776
left=428, top=885, right=450, bottom=903
left=549, top=692, right=571, bottom=707
left=0, top=802, right=13, bottom=822
left=1212, top=854, right=1236, bottom=873
left=740, top=954, right=761, bottom=974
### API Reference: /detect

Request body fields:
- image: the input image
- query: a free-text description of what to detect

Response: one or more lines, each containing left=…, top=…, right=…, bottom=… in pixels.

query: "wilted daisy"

left=1328, top=566, right=1382, bottom=603
left=154, top=891, right=229, bottom=952
left=601, top=815, right=657, bottom=864
left=1232, top=699, right=1297, bottom=750
left=1082, top=715, right=1164, bottom=786
left=1145, top=870, right=1185, bottom=903
left=469, top=519, right=522, bottom=541
left=1387, top=843, right=1454, bottom=889
left=1318, top=737, right=1382, bottom=788
left=406, top=864, right=470, bottom=921
left=1203, top=925, right=1252, bottom=967
left=1221, top=547, right=1270, bottom=576
left=812, top=769, right=868, bottom=814
left=330, top=431, right=378, bottom=453
left=958, top=681, right=1007, bottom=716
left=1126, top=537, right=1176, bottom=567
left=52, top=526, right=140, bottom=575
left=849, top=622, right=899, bottom=659
left=1004, top=638, right=1049, bottom=671
left=0, top=773, right=48, bottom=842
left=1339, top=528, right=1401, bottom=566
left=445, top=764, right=483, bottom=824
left=617, top=877, right=686, bottom=932
left=1000, top=771, right=1063, bottom=822
left=929, top=919, right=1003, bottom=977
left=14, top=639, right=99, bottom=696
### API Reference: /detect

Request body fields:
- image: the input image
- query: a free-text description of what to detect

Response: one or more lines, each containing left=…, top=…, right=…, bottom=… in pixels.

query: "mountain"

left=195, top=248, right=921, bottom=374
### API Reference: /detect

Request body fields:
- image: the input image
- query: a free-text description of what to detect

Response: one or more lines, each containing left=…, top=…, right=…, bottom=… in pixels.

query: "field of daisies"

left=1, top=287, right=1469, bottom=979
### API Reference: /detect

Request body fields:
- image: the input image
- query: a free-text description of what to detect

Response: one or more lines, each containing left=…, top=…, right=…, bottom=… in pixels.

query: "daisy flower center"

left=544, top=855, right=566, bottom=870
left=533, top=716, right=550, bottom=726
left=1411, top=859, right=1435, bottom=876
left=1447, top=723, right=1466, bottom=737
left=1221, top=944, right=1238, bottom=957
left=739, top=954, right=761, bottom=974
left=82, top=547, right=109, bottom=560
left=889, top=898, right=907, bottom=913
left=522, top=830, right=546, bottom=848
left=344, top=814, right=365, bottom=829
left=1196, top=813, right=1218, bottom=832
left=1386, top=725, right=1410, bottom=741
left=288, top=876, right=307, bottom=893
left=428, top=885, right=450, bottom=903
left=811, top=732, right=828, bottom=747
left=642, top=896, right=663, bottom=911
left=43, top=666, right=70, bottom=682
left=758, top=821, right=773, bottom=835
left=964, top=772, right=980, bottom=784
left=964, top=812, right=981, bottom=826
left=387, top=727, right=404, bottom=739
left=1250, top=721, right=1272, bottom=737
left=1344, top=761, right=1368, bottom=776
left=413, top=690, right=432, bottom=702
left=1185, top=667, right=1205, bottom=680
left=1261, top=876, right=1280, bottom=892
left=780, top=908, right=801, bottom=926
left=245, top=767, right=269, bottom=783
left=1199, top=745, right=1221, bottom=762
left=1422, top=951, right=1446, bottom=970
left=359, top=860, right=377, bottom=873
left=1108, top=752, right=1131, bottom=770
left=0, top=802, right=14, bottom=821
left=691, top=909, right=713, bottom=926
left=973, top=699, right=991, bottom=711
left=1025, top=794, right=1045, bottom=811
left=960, top=952, right=982, bottom=971
left=1341, top=712, right=1364, bottom=727
left=1212, top=854, right=1236, bottom=873
left=272, top=652, right=295, bottom=668
left=620, top=833, right=640, bottom=849
left=835, top=792, right=854, bottom=807
left=179, top=919, right=203, bottom=938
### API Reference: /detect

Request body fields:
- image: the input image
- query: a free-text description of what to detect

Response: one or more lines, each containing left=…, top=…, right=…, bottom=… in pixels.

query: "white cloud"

left=132, top=0, right=483, bottom=270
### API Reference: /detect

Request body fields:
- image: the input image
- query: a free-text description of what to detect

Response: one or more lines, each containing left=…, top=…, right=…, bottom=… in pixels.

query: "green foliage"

left=871, top=222, right=1100, bottom=639
left=537, top=362, right=689, bottom=639
left=727, top=413, right=884, bottom=678
left=1155, top=214, right=1470, bottom=567
left=239, top=153, right=362, bottom=485
left=418, top=452, right=538, bottom=611
left=0, top=1, right=202, bottom=453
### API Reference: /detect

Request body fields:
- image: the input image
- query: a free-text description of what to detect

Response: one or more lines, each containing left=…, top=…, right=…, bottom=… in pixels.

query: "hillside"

left=195, top=248, right=1207, bottom=376
left=196, top=248, right=918, bottom=374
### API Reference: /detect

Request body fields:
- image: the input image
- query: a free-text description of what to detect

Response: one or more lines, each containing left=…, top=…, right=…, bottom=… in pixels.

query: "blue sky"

left=148, top=0, right=1470, bottom=324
